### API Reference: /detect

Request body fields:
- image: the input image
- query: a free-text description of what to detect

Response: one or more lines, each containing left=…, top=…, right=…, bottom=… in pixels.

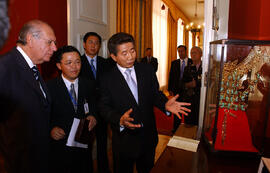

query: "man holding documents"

left=47, top=45, right=97, bottom=173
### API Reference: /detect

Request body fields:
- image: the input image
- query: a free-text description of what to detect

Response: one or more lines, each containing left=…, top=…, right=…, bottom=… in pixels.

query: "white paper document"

left=66, top=118, right=88, bottom=148
left=167, top=136, right=200, bottom=152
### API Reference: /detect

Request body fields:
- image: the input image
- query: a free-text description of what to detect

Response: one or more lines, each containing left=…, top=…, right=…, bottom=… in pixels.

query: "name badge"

left=84, top=102, right=89, bottom=114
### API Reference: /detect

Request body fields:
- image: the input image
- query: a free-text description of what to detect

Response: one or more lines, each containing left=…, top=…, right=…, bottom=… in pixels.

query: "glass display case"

left=203, top=39, right=270, bottom=155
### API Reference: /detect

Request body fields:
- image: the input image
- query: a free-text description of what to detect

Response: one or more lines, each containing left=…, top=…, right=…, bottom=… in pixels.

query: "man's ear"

left=83, top=42, right=86, bottom=50
left=56, top=63, right=62, bottom=71
left=26, top=34, right=33, bottom=47
left=110, top=54, right=117, bottom=62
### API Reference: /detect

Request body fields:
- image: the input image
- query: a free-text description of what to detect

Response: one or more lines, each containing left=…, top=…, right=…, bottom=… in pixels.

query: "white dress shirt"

left=61, top=74, right=79, bottom=99
left=180, top=57, right=188, bottom=70
left=86, top=54, right=97, bottom=70
left=116, top=64, right=138, bottom=131
left=17, top=46, right=46, bottom=98
left=116, top=64, right=137, bottom=85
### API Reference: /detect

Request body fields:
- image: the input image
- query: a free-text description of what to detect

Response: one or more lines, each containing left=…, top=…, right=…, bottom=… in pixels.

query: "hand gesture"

left=86, top=115, right=97, bottom=131
left=51, top=126, right=65, bottom=140
left=119, top=108, right=141, bottom=130
left=165, top=94, right=191, bottom=119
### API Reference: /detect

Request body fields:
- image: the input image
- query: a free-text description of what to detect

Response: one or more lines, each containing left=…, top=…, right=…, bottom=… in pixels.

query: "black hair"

left=108, top=32, right=135, bottom=56
left=54, top=45, right=81, bottom=63
left=83, top=32, right=102, bottom=44
left=177, top=45, right=187, bottom=51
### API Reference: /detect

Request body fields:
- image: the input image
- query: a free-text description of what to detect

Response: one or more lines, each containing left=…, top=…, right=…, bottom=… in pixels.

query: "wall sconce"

left=186, top=23, right=201, bottom=34
left=161, top=4, right=165, bottom=10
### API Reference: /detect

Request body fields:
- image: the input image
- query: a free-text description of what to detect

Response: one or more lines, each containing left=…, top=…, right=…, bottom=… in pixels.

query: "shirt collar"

left=16, top=46, right=35, bottom=68
left=61, top=74, right=79, bottom=89
left=116, top=64, right=135, bottom=74
left=181, top=57, right=188, bottom=61
left=85, top=54, right=97, bottom=62
left=196, top=62, right=201, bottom=70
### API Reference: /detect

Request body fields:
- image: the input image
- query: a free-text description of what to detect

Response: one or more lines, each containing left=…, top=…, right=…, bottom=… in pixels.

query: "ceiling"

left=171, top=0, right=204, bottom=25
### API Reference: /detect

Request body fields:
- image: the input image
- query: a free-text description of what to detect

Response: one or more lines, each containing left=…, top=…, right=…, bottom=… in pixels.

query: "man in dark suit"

left=98, top=32, right=191, bottom=173
left=182, top=46, right=202, bottom=126
left=141, top=48, right=158, bottom=72
left=47, top=45, right=97, bottom=173
left=0, top=20, right=57, bottom=173
left=168, top=45, right=193, bottom=133
left=79, top=32, right=110, bottom=173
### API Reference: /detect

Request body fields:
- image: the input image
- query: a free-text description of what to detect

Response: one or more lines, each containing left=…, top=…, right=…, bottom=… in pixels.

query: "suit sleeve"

left=0, top=60, right=13, bottom=122
left=45, top=80, right=59, bottom=130
left=85, top=79, right=97, bottom=119
left=97, top=76, right=122, bottom=130
left=153, top=58, right=158, bottom=72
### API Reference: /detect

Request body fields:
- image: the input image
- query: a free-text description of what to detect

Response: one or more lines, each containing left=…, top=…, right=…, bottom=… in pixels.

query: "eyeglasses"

left=40, top=38, right=57, bottom=46
left=32, top=33, right=57, bottom=46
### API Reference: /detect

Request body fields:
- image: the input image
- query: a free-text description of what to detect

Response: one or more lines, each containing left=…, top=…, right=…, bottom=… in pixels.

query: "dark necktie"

left=90, top=59, right=96, bottom=79
left=125, top=69, right=138, bottom=103
left=70, top=83, right=77, bottom=111
left=32, top=66, right=47, bottom=98
left=32, top=66, right=40, bottom=81
left=180, top=60, right=185, bottom=79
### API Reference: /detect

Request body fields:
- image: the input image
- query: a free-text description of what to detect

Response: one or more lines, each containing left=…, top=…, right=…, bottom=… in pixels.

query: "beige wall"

left=109, top=0, right=117, bottom=37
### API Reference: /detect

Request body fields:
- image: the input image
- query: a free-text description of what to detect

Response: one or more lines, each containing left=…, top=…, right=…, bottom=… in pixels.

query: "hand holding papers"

left=66, top=118, right=89, bottom=148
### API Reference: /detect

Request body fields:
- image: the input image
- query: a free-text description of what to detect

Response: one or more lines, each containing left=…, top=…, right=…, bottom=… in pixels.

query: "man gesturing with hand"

left=98, top=32, right=191, bottom=173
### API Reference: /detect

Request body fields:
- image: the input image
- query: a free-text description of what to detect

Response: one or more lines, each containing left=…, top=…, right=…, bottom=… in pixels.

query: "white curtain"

left=177, top=18, right=184, bottom=59
left=152, top=0, right=168, bottom=88
left=188, top=31, right=193, bottom=57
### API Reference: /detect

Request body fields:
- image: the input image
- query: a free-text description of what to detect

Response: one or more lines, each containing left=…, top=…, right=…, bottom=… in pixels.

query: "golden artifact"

left=219, top=46, right=269, bottom=144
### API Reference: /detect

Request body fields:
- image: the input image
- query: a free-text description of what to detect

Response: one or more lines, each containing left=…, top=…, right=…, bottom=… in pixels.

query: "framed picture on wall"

left=212, top=0, right=219, bottom=31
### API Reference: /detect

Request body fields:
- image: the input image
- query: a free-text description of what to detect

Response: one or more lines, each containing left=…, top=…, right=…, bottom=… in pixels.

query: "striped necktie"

left=70, top=83, right=77, bottom=111
left=180, top=60, right=185, bottom=79
left=90, top=59, right=96, bottom=79
left=125, top=69, right=138, bottom=103
left=32, top=66, right=40, bottom=81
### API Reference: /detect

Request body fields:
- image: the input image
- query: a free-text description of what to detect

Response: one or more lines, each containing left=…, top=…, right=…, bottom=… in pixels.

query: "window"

left=152, top=0, right=168, bottom=87
left=189, top=31, right=193, bottom=57
left=177, top=18, right=184, bottom=58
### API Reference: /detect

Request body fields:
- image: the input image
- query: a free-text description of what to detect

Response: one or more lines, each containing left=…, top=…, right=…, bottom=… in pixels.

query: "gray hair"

left=191, top=46, right=202, bottom=55
left=16, top=20, right=45, bottom=45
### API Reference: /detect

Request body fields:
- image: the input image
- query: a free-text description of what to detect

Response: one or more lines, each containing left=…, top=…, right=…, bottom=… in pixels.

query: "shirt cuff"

left=120, top=125, right=125, bottom=132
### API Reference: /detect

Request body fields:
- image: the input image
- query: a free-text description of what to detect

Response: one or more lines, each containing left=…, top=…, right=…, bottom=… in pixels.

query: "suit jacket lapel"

left=82, top=54, right=95, bottom=80
left=39, top=75, right=51, bottom=104
left=77, top=77, right=86, bottom=109
left=134, top=64, right=143, bottom=105
left=14, top=48, right=48, bottom=102
left=114, top=66, right=138, bottom=106
left=58, top=77, right=76, bottom=114
left=175, top=59, right=181, bottom=78
left=96, top=56, right=101, bottom=77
